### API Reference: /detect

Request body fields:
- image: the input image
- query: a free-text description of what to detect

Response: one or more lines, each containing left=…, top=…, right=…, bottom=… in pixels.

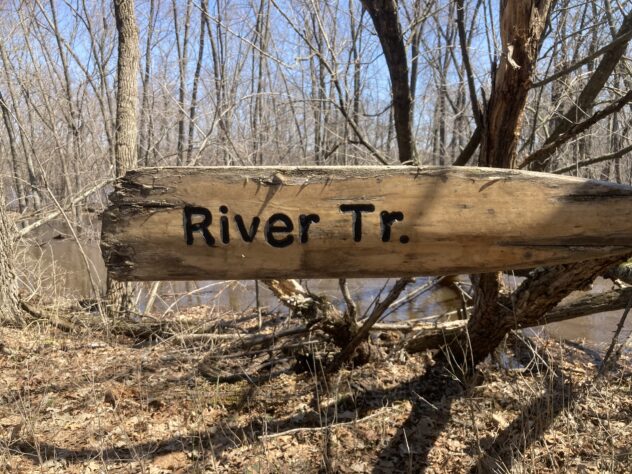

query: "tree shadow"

left=469, top=368, right=573, bottom=473
left=367, top=362, right=468, bottom=473
left=7, top=357, right=466, bottom=469
left=6, top=348, right=578, bottom=472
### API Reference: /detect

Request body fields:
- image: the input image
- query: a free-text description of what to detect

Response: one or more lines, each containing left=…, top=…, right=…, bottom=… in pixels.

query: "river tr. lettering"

left=183, top=204, right=409, bottom=247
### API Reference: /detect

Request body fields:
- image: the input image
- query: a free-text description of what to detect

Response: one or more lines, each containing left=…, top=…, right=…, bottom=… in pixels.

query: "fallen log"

left=101, top=166, right=632, bottom=280
left=404, top=286, right=632, bottom=353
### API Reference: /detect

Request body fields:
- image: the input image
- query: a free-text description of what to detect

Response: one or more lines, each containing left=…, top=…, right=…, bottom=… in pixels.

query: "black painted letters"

left=184, top=206, right=215, bottom=246
left=299, top=214, right=320, bottom=243
left=380, top=211, right=404, bottom=242
left=265, top=213, right=294, bottom=248
left=184, top=203, right=408, bottom=247
left=340, top=204, right=375, bottom=242
left=235, top=215, right=260, bottom=242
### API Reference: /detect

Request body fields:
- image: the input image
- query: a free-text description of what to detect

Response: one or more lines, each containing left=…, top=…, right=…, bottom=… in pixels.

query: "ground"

left=0, top=306, right=630, bottom=473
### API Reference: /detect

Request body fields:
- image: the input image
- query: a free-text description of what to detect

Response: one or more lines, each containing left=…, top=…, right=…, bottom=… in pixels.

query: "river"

left=22, top=238, right=631, bottom=348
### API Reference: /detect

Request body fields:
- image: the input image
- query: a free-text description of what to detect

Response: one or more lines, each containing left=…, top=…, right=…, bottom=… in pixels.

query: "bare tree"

left=0, top=178, right=22, bottom=325
left=2, top=0, right=631, bottom=365
left=357, top=0, right=632, bottom=365
left=107, top=0, right=140, bottom=317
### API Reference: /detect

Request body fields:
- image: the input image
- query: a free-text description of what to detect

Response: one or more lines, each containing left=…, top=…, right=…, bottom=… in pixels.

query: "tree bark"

left=113, top=0, right=140, bottom=176
left=479, top=0, right=552, bottom=169
left=361, top=0, right=416, bottom=164
left=107, top=0, right=140, bottom=318
left=465, top=0, right=553, bottom=364
left=0, top=179, right=22, bottom=326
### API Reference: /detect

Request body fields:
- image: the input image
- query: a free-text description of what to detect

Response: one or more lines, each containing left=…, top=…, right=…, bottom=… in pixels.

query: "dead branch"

left=552, top=143, right=632, bottom=174
left=17, top=178, right=113, bottom=238
left=532, top=29, right=632, bottom=88
left=519, top=90, right=632, bottom=169
left=328, top=277, right=414, bottom=371
left=405, top=286, right=632, bottom=353
left=19, top=301, right=81, bottom=333
left=339, top=278, right=357, bottom=322
left=262, top=279, right=356, bottom=349
left=216, top=324, right=315, bottom=352
left=597, top=295, right=632, bottom=377
left=455, top=0, right=482, bottom=128
left=403, top=319, right=468, bottom=353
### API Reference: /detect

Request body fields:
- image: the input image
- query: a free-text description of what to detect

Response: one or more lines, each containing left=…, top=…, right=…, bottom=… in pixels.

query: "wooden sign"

left=101, top=166, right=632, bottom=281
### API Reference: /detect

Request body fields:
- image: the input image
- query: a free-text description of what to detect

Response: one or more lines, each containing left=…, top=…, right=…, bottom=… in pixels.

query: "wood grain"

left=101, top=166, right=632, bottom=281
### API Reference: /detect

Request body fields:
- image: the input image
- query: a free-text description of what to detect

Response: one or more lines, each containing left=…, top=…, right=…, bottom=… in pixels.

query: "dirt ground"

left=0, top=306, right=630, bottom=473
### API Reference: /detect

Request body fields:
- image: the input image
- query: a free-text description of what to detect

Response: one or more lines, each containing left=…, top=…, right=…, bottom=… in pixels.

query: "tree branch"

left=552, top=142, right=632, bottom=174
left=361, top=0, right=417, bottom=164
left=455, top=0, right=482, bottom=128
left=405, top=285, right=632, bottom=353
left=529, top=11, right=632, bottom=171
left=532, top=29, right=632, bottom=88
left=453, top=125, right=481, bottom=166
left=519, top=90, right=632, bottom=169
left=328, top=277, right=413, bottom=371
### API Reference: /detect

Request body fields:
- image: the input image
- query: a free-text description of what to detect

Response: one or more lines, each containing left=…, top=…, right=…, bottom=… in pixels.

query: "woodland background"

left=1, top=0, right=632, bottom=472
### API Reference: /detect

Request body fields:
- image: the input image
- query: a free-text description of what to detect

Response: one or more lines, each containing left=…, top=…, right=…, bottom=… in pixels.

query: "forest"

left=0, top=0, right=631, bottom=472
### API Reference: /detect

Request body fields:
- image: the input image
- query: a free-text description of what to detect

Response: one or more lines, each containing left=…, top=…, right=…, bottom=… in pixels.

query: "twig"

left=18, top=178, right=113, bottom=238
left=382, top=277, right=447, bottom=319
left=519, top=90, right=632, bottom=169
left=19, top=301, right=79, bottom=333
left=143, top=281, right=161, bottom=316
left=597, top=295, right=632, bottom=377
left=328, top=278, right=414, bottom=372
left=339, top=278, right=357, bottom=322
left=532, top=29, right=632, bottom=88
left=552, top=142, right=632, bottom=174
left=259, top=405, right=399, bottom=440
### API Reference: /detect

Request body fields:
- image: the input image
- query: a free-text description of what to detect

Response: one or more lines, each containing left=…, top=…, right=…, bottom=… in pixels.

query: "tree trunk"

left=460, top=0, right=554, bottom=364
left=107, top=0, right=140, bottom=318
left=361, top=0, right=416, bottom=164
left=0, top=180, right=22, bottom=326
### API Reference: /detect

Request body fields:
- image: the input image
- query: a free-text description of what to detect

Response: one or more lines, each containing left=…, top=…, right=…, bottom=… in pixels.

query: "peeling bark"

left=479, top=0, right=552, bottom=169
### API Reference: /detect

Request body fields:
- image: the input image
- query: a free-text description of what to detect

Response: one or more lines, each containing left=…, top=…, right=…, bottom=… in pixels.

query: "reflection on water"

left=22, top=239, right=106, bottom=299
left=532, top=278, right=632, bottom=348
left=21, top=239, right=632, bottom=346
left=137, top=278, right=464, bottom=322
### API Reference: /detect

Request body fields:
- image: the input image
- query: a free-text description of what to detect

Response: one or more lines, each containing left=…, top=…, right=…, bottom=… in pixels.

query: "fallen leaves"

left=0, top=315, right=631, bottom=473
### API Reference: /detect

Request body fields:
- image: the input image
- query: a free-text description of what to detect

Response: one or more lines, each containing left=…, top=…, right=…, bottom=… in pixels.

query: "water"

left=22, top=238, right=632, bottom=346
left=535, top=278, right=632, bottom=347
left=137, top=278, right=464, bottom=320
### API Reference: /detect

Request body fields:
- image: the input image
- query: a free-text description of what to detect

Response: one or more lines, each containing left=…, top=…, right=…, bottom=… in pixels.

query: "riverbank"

left=0, top=306, right=630, bottom=473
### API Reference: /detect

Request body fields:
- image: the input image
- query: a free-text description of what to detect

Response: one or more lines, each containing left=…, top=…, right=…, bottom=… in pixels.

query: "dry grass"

left=0, top=306, right=630, bottom=473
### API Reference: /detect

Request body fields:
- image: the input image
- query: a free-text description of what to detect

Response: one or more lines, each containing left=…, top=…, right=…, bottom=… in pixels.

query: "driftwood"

left=102, top=166, right=632, bottom=280
left=262, top=278, right=360, bottom=351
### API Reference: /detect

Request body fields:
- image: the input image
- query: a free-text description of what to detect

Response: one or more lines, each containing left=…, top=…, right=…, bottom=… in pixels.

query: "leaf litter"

left=0, top=305, right=630, bottom=473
